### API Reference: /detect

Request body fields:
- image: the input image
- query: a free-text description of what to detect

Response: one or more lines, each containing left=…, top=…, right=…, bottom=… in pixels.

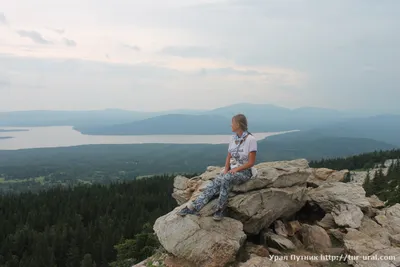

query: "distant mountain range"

left=0, top=103, right=366, bottom=129
left=1, top=103, right=399, bottom=147
left=266, top=114, right=400, bottom=146
left=76, top=114, right=237, bottom=135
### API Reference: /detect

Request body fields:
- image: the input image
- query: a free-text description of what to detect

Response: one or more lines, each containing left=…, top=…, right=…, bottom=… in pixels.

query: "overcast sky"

left=1, top=0, right=399, bottom=112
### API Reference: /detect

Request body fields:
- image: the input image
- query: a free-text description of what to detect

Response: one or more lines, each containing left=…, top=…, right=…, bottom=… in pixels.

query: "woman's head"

left=231, top=114, right=248, bottom=133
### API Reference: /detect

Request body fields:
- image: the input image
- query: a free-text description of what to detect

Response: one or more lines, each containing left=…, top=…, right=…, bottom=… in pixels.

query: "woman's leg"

left=178, top=175, right=223, bottom=216
left=190, top=176, right=223, bottom=211
left=216, top=169, right=252, bottom=212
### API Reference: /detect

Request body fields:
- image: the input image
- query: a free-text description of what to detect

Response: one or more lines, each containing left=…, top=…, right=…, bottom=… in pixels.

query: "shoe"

left=178, top=206, right=197, bottom=216
left=213, top=209, right=224, bottom=221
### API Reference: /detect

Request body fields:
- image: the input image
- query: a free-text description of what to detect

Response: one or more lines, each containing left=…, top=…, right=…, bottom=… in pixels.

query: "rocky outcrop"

left=150, top=159, right=400, bottom=267
left=153, top=205, right=246, bottom=267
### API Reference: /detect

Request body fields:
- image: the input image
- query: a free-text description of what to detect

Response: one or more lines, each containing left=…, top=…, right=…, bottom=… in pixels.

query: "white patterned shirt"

left=228, top=134, right=257, bottom=169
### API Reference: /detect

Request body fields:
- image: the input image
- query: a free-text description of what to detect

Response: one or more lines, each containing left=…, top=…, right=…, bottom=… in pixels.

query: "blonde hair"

left=232, top=114, right=248, bottom=132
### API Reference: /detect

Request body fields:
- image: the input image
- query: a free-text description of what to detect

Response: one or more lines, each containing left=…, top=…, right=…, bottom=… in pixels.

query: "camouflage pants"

left=191, top=169, right=252, bottom=212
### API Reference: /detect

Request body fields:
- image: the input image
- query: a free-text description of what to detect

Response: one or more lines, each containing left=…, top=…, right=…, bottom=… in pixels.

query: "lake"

left=0, top=126, right=296, bottom=150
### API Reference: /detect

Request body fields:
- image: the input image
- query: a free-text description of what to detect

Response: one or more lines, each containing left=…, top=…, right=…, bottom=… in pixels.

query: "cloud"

left=0, top=79, right=10, bottom=89
left=16, top=30, right=52, bottom=44
left=198, top=67, right=265, bottom=76
left=160, top=46, right=226, bottom=59
left=123, top=44, right=140, bottom=51
left=47, top=27, right=65, bottom=34
left=63, top=38, right=77, bottom=47
left=0, top=54, right=301, bottom=112
left=0, top=13, right=7, bottom=25
left=1, top=0, right=399, bottom=113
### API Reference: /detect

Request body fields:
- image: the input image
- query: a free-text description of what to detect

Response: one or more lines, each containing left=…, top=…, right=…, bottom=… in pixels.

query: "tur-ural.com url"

left=269, top=254, right=397, bottom=262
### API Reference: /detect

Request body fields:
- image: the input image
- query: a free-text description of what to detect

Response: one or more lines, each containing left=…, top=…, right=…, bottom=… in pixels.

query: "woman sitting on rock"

left=178, top=114, right=258, bottom=221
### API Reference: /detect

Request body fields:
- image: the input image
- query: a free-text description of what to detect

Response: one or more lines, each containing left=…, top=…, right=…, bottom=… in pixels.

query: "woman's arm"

left=224, top=153, right=231, bottom=173
left=229, top=151, right=256, bottom=173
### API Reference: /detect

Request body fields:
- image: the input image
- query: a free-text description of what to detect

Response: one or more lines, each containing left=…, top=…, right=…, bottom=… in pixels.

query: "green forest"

left=0, top=174, right=193, bottom=267
left=0, top=136, right=396, bottom=194
left=362, top=160, right=400, bottom=205
left=309, top=149, right=400, bottom=170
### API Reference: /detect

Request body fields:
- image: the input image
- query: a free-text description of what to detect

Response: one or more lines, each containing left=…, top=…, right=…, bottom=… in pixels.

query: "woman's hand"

left=229, top=168, right=238, bottom=174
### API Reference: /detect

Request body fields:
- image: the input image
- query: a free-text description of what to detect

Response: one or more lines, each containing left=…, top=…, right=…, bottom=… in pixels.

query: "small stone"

left=364, top=206, right=379, bottom=218
left=328, top=228, right=346, bottom=243
left=316, top=213, right=336, bottom=229
left=262, top=232, right=296, bottom=250
left=288, top=234, right=304, bottom=249
left=389, top=234, right=400, bottom=247
left=300, top=224, right=332, bottom=253
left=274, top=220, right=288, bottom=237
left=287, top=221, right=302, bottom=236
left=367, top=195, right=385, bottom=208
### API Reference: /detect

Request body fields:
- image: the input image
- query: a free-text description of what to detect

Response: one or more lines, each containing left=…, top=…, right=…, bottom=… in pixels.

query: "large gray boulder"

left=232, top=159, right=311, bottom=192
left=307, top=168, right=349, bottom=187
left=171, top=175, right=190, bottom=205
left=153, top=205, right=246, bottom=267
left=359, top=216, right=391, bottom=246
left=307, top=182, right=371, bottom=212
left=350, top=247, right=400, bottom=267
left=343, top=228, right=389, bottom=256
left=331, top=203, right=364, bottom=228
left=228, top=186, right=308, bottom=234
left=375, top=204, right=400, bottom=235
left=300, top=224, right=332, bottom=253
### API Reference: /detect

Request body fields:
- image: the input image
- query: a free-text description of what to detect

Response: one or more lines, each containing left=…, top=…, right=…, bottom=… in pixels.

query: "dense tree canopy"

left=0, top=175, right=186, bottom=267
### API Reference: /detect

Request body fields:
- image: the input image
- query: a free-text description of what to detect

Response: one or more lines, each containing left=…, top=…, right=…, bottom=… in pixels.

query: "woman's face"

left=231, top=118, right=240, bottom=132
